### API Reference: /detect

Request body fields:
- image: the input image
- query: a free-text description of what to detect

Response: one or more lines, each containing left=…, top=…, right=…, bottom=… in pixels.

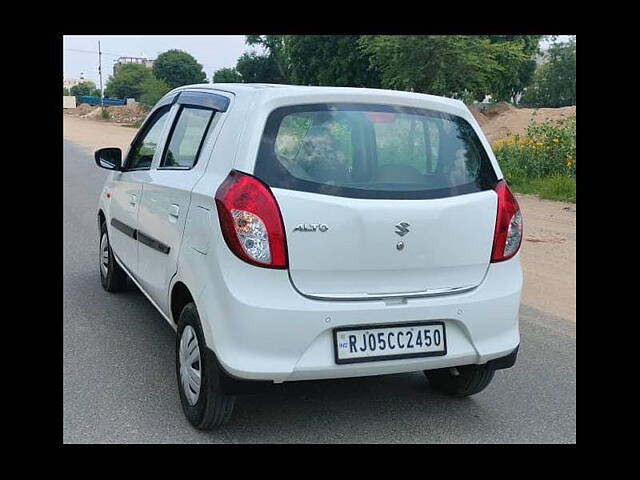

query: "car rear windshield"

left=254, top=103, right=498, bottom=199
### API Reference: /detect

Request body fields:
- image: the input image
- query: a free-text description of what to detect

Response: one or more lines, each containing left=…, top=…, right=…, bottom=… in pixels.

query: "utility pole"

left=98, top=40, right=104, bottom=107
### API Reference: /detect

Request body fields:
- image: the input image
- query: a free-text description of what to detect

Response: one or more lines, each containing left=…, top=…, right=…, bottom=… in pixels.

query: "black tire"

left=99, top=221, right=128, bottom=292
left=424, top=364, right=495, bottom=397
left=176, top=302, right=235, bottom=429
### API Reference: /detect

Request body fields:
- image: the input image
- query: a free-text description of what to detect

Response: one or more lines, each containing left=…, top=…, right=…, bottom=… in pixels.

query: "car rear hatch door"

left=275, top=189, right=496, bottom=299
left=254, top=102, right=499, bottom=299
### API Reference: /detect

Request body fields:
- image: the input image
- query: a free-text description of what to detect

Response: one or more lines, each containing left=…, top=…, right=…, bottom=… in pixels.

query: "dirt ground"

left=516, top=195, right=575, bottom=322
left=64, top=115, right=136, bottom=152
left=63, top=115, right=576, bottom=323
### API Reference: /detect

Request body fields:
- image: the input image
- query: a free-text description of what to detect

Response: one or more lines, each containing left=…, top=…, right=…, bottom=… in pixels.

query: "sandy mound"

left=471, top=102, right=576, bottom=142
left=63, top=102, right=148, bottom=124
left=104, top=103, right=148, bottom=124
left=82, top=107, right=102, bottom=119
left=65, top=103, right=99, bottom=117
left=468, top=104, right=490, bottom=127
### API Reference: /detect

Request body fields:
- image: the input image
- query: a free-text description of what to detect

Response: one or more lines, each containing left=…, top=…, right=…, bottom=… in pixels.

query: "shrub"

left=492, top=115, right=575, bottom=202
left=492, top=115, right=576, bottom=179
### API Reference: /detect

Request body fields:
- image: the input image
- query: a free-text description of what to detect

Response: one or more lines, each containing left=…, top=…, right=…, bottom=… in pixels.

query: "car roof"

left=165, top=83, right=499, bottom=179
left=171, top=83, right=466, bottom=111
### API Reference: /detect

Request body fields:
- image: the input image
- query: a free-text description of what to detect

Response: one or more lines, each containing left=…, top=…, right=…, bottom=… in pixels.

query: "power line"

left=64, top=47, right=220, bottom=71
left=64, top=47, right=123, bottom=58
left=64, top=47, right=227, bottom=83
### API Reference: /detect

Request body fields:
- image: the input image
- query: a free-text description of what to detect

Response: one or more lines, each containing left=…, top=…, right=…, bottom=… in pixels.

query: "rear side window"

left=126, top=107, right=170, bottom=170
left=160, top=106, right=215, bottom=169
left=256, top=103, right=497, bottom=199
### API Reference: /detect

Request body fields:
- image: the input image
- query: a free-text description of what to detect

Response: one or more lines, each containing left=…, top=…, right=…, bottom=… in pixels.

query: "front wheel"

left=424, top=364, right=495, bottom=397
left=99, top=221, right=128, bottom=292
left=176, top=302, right=235, bottom=429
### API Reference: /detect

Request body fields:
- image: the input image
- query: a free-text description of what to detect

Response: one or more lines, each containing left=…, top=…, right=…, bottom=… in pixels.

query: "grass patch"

left=508, top=174, right=576, bottom=203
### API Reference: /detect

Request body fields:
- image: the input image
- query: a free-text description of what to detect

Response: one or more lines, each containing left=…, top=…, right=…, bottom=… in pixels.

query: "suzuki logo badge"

left=395, top=222, right=410, bottom=237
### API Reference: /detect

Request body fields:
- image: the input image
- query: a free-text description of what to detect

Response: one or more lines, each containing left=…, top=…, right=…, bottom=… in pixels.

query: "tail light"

left=215, top=170, right=288, bottom=268
left=491, top=180, right=523, bottom=262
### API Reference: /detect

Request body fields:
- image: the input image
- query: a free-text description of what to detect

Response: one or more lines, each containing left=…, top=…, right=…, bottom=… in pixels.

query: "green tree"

left=63, top=87, right=70, bottom=96
left=153, top=49, right=207, bottom=89
left=285, top=35, right=381, bottom=87
left=213, top=67, right=242, bottom=83
left=245, top=35, right=290, bottom=82
left=483, top=35, right=542, bottom=102
left=235, top=52, right=285, bottom=83
left=521, top=37, right=576, bottom=107
left=360, top=35, right=535, bottom=102
left=70, top=81, right=97, bottom=97
left=105, top=63, right=154, bottom=99
left=138, top=77, right=171, bottom=107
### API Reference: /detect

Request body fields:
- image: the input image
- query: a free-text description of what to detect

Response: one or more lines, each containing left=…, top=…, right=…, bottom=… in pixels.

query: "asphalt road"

left=63, top=140, right=576, bottom=443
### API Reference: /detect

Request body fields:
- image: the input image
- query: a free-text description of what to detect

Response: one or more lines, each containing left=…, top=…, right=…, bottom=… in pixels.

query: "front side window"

left=126, top=107, right=170, bottom=170
left=256, top=104, right=497, bottom=199
left=160, top=106, right=215, bottom=169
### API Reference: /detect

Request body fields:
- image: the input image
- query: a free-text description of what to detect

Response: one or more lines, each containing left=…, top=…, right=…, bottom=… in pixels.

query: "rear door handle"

left=169, top=204, right=180, bottom=218
left=129, top=193, right=137, bottom=207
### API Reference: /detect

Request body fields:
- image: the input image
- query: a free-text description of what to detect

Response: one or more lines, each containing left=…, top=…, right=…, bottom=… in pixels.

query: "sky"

left=63, top=35, right=258, bottom=86
left=63, top=35, right=574, bottom=87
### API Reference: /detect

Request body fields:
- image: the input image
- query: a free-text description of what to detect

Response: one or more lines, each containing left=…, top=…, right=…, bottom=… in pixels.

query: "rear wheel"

left=424, top=364, right=495, bottom=397
left=176, top=302, right=235, bottom=429
left=99, top=220, right=128, bottom=292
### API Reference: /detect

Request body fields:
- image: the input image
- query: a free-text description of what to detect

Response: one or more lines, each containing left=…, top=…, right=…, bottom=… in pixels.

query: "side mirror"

left=95, top=148, right=122, bottom=170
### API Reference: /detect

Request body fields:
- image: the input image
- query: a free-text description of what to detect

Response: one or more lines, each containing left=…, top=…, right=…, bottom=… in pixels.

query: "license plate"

left=333, top=322, right=447, bottom=364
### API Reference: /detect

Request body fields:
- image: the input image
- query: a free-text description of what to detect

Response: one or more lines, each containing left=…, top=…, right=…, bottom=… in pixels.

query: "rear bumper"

left=195, top=245, right=522, bottom=383
left=486, top=345, right=519, bottom=370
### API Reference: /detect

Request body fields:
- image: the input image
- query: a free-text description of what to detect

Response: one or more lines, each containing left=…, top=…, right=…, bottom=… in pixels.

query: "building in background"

left=113, top=56, right=155, bottom=76
left=63, top=73, right=85, bottom=90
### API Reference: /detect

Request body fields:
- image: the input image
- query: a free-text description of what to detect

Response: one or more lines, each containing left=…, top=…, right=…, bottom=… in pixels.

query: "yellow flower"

left=552, top=138, right=560, bottom=143
left=566, top=153, right=574, bottom=167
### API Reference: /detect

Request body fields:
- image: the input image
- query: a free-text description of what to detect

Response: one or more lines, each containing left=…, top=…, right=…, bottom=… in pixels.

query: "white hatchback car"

left=95, top=84, right=523, bottom=429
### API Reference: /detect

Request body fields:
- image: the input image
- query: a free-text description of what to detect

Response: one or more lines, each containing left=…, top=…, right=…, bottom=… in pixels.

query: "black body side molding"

left=137, top=231, right=171, bottom=255
left=109, top=218, right=170, bottom=255
left=110, top=218, right=136, bottom=239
